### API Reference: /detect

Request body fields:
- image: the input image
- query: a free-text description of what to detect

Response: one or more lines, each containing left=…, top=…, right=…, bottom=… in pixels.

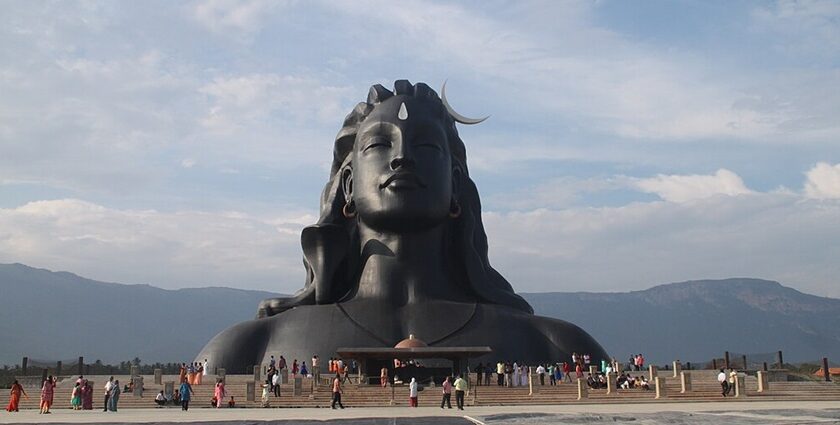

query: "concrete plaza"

left=2, top=401, right=839, bottom=424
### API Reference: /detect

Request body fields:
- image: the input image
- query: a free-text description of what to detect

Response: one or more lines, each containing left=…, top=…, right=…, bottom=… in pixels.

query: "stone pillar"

left=606, top=372, right=616, bottom=394
left=615, top=362, right=622, bottom=373
left=528, top=366, right=533, bottom=396
left=742, top=355, right=748, bottom=370
left=293, top=376, right=302, bottom=396
left=680, top=371, right=691, bottom=393
left=589, top=365, right=598, bottom=375
left=648, top=364, right=658, bottom=381
left=823, top=358, right=831, bottom=382
left=757, top=371, right=768, bottom=393
left=655, top=376, right=667, bottom=399
left=246, top=381, right=256, bottom=401
left=56, top=361, right=62, bottom=376
left=776, top=351, right=784, bottom=369
left=281, top=369, right=288, bottom=384
left=576, top=378, right=588, bottom=400
left=41, top=368, right=48, bottom=383
left=130, top=365, right=139, bottom=377
left=672, top=361, right=682, bottom=378
left=734, top=373, right=746, bottom=398
left=724, top=351, right=730, bottom=369
left=164, top=381, right=174, bottom=398
left=78, top=356, right=84, bottom=375
left=133, top=376, right=144, bottom=398
left=217, top=368, right=226, bottom=383
left=154, top=369, right=162, bottom=384
left=763, top=362, right=768, bottom=372
left=686, top=362, right=691, bottom=371
left=253, top=365, right=261, bottom=382
left=21, top=357, right=28, bottom=375
left=712, top=358, right=717, bottom=370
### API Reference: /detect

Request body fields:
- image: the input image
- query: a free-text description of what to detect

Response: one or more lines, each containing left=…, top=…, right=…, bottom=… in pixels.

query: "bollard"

left=576, top=378, right=588, bottom=400
left=672, top=361, right=682, bottom=378
left=680, top=371, right=691, bottom=393
left=763, top=362, right=768, bottom=372
left=246, top=381, right=256, bottom=401
left=57, top=361, right=62, bottom=376
left=823, top=358, right=831, bottom=382
left=648, top=364, right=658, bottom=381
left=742, top=355, right=748, bottom=370
left=293, top=376, right=302, bottom=396
left=606, top=372, right=616, bottom=394
left=154, top=369, right=162, bottom=385
left=724, top=351, right=730, bottom=369
left=712, top=358, right=717, bottom=370
left=78, top=356, right=84, bottom=375
left=655, top=376, right=667, bottom=399
left=133, top=376, right=144, bottom=398
left=253, top=365, right=261, bottom=382
left=686, top=362, right=691, bottom=371
left=757, top=370, right=768, bottom=393
left=777, top=350, right=784, bottom=369
left=734, top=373, right=746, bottom=398
left=21, top=357, right=28, bottom=376
left=281, top=368, right=289, bottom=384
left=164, top=382, right=174, bottom=399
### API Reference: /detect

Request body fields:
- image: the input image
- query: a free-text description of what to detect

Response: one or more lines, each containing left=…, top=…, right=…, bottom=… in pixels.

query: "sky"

left=1, top=0, right=839, bottom=298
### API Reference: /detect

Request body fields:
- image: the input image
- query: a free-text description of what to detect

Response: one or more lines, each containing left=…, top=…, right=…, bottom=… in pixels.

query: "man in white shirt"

left=155, top=390, right=166, bottom=407
left=311, top=355, right=320, bottom=385
left=272, top=373, right=281, bottom=398
left=536, top=364, right=546, bottom=385
left=717, top=369, right=728, bottom=397
left=103, top=376, right=114, bottom=412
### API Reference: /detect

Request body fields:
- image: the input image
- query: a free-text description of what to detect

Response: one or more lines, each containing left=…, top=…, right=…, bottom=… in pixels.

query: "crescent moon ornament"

left=441, top=81, right=489, bottom=125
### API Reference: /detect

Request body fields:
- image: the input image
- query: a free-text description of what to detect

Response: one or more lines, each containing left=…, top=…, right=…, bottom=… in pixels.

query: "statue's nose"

left=390, top=156, right=415, bottom=170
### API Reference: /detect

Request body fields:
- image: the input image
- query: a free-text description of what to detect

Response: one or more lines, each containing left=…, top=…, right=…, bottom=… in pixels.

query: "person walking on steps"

left=454, top=374, right=468, bottom=410
left=440, top=376, right=452, bottom=409
left=331, top=374, right=344, bottom=409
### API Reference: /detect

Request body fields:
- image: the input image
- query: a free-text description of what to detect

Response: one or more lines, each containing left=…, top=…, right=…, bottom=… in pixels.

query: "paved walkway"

left=2, top=401, right=839, bottom=424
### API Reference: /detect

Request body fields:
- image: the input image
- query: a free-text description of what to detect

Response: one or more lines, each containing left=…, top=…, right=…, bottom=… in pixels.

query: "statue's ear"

left=341, top=165, right=353, bottom=202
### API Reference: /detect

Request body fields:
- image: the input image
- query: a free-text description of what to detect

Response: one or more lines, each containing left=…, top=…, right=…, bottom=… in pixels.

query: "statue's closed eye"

left=363, top=137, right=392, bottom=152
left=415, top=141, right=442, bottom=152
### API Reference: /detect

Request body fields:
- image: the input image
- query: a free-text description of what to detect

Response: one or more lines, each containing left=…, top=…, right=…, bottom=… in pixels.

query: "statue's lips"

left=380, top=173, right=427, bottom=190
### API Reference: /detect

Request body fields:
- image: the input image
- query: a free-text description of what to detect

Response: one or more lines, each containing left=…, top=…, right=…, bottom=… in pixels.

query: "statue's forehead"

left=365, top=95, right=441, bottom=123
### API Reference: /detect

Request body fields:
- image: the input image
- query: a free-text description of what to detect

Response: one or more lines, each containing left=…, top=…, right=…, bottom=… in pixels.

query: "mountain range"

left=1, top=263, right=837, bottom=366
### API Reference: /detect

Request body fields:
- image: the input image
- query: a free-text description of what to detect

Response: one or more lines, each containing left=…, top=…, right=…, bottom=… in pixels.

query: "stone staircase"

left=2, top=372, right=839, bottom=410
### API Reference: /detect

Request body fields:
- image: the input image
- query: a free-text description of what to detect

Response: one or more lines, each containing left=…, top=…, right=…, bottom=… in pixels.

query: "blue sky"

left=1, top=0, right=839, bottom=297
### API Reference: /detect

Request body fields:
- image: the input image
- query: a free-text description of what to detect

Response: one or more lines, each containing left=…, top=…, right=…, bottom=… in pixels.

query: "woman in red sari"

left=5, top=380, right=27, bottom=412
left=40, top=375, right=55, bottom=414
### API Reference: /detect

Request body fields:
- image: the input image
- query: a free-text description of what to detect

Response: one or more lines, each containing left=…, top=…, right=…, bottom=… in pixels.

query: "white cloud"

left=804, top=162, right=840, bottom=200
left=189, top=0, right=282, bottom=36
left=632, top=169, right=752, bottom=203
left=483, top=191, right=840, bottom=298
left=0, top=199, right=315, bottom=292
left=181, top=158, right=197, bottom=168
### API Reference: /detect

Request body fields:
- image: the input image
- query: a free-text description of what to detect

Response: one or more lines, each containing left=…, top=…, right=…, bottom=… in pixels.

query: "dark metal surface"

left=196, top=81, right=608, bottom=373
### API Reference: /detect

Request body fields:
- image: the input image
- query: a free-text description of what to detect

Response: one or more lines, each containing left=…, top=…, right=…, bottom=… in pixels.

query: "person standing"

left=196, top=362, right=203, bottom=385
left=107, top=380, right=120, bottom=412
left=454, top=374, right=467, bottom=410
left=440, top=376, right=452, bottom=409
left=40, top=375, right=55, bottom=414
left=5, top=380, right=27, bottom=412
left=409, top=378, right=418, bottom=407
left=563, top=362, right=572, bottom=383
left=214, top=380, right=226, bottom=408
left=331, top=373, right=345, bottom=409
left=292, top=359, right=299, bottom=377
left=717, top=369, right=728, bottom=397
left=474, top=363, right=483, bottom=387
left=536, top=364, right=546, bottom=386
left=728, top=369, right=737, bottom=396
left=179, top=363, right=187, bottom=383
left=380, top=366, right=389, bottom=388
left=82, top=380, right=93, bottom=410
left=300, top=361, right=309, bottom=378
left=272, top=371, right=281, bottom=397
left=203, top=358, right=209, bottom=377
left=103, top=376, right=114, bottom=412
left=180, top=379, right=194, bottom=410
left=312, top=355, right=320, bottom=384
left=71, top=382, right=82, bottom=410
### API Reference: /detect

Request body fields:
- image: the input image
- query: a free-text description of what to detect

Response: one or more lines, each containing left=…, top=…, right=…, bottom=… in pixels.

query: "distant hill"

left=1, top=264, right=837, bottom=366
left=521, top=278, right=840, bottom=364
left=0, top=263, right=280, bottom=365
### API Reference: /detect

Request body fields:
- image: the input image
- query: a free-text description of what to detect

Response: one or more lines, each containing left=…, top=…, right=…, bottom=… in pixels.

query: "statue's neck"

left=354, top=224, right=468, bottom=306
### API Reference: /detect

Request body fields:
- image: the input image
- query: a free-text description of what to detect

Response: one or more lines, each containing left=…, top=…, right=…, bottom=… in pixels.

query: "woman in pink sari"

left=214, top=380, right=226, bottom=408
left=82, top=381, right=94, bottom=410
left=40, top=375, right=55, bottom=414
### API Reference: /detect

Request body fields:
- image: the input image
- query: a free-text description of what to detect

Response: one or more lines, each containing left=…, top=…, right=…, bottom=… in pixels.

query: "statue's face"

left=349, top=96, right=453, bottom=231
